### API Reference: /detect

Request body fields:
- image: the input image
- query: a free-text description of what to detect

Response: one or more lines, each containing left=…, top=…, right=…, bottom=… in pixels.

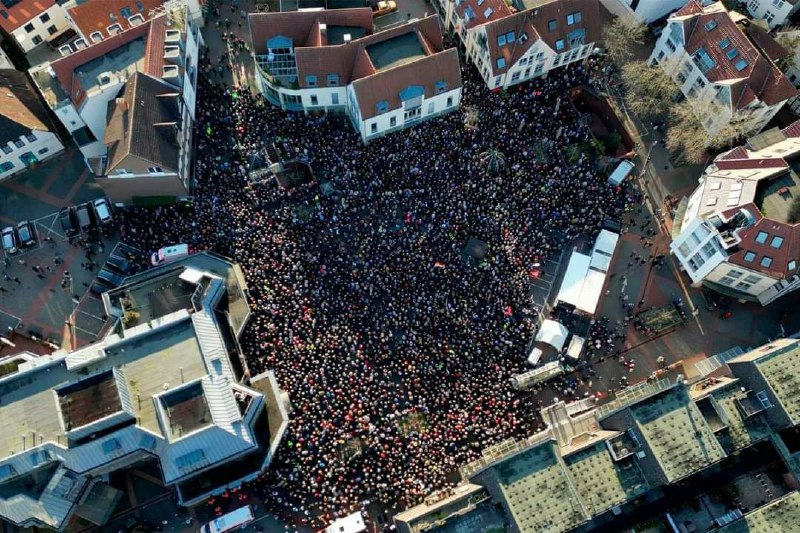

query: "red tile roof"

left=67, top=0, right=163, bottom=41
left=782, top=119, right=800, bottom=138
left=528, top=0, right=602, bottom=53
left=719, top=145, right=748, bottom=160
left=351, top=47, right=461, bottom=120
left=673, top=1, right=796, bottom=109
left=50, top=20, right=152, bottom=107
left=482, top=11, right=538, bottom=76
left=143, top=14, right=167, bottom=79
left=455, top=0, right=512, bottom=31
left=0, top=0, right=54, bottom=32
left=248, top=8, right=374, bottom=56
left=715, top=157, right=789, bottom=171
left=724, top=203, right=800, bottom=279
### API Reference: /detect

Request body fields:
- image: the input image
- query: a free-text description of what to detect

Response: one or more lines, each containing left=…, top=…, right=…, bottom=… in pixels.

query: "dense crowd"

left=119, top=57, right=628, bottom=528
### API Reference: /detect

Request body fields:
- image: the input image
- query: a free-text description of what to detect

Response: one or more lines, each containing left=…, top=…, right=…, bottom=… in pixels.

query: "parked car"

left=106, top=254, right=135, bottom=275
left=59, top=207, right=78, bottom=238
left=75, top=203, right=95, bottom=233
left=97, top=268, right=125, bottom=288
left=372, top=0, right=396, bottom=16
left=16, top=220, right=36, bottom=248
left=1, top=226, right=17, bottom=255
left=92, top=198, right=113, bottom=225
left=89, top=278, right=112, bottom=295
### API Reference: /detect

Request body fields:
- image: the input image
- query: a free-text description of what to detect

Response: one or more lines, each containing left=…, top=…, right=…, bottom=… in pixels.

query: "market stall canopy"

left=534, top=319, right=569, bottom=351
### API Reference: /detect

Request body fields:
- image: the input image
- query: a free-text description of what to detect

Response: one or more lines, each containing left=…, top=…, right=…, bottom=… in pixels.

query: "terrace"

left=366, top=32, right=426, bottom=71
left=73, top=36, right=146, bottom=95
left=753, top=163, right=800, bottom=224
left=56, top=371, right=122, bottom=431
left=327, top=25, right=367, bottom=45
left=112, top=272, right=196, bottom=328
left=159, top=381, right=212, bottom=440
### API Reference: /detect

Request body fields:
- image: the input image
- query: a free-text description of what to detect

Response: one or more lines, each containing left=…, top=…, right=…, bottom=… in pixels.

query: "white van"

left=608, top=160, right=635, bottom=186
left=199, top=505, right=254, bottom=533
left=150, top=243, right=189, bottom=266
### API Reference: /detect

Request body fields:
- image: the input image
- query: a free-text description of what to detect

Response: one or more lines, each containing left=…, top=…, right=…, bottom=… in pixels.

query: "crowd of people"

left=119, top=55, right=630, bottom=528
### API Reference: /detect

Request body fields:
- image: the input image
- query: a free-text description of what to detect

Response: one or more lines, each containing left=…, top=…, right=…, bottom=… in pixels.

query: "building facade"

left=670, top=120, right=800, bottom=305
left=0, top=253, right=289, bottom=531
left=0, top=0, right=72, bottom=55
left=435, top=0, right=601, bottom=91
left=249, top=10, right=462, bottom=143
left=648, top=1, right=796, bottom=144
left=744, top=0, right=800, bottom=29
left=29, top=4, right=203, bottom=202
left=598, top=0, right=687, bottom=24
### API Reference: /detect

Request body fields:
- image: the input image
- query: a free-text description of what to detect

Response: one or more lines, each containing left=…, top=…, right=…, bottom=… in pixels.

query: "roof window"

left=760, top=256, right=773, bottom=268
left=719, top=37, right=731, bottom=49
left=726, top=48, right=739, bottom=60
left=548, top=19, right=557, bottom=31
left=704, top=20, right=717, bottom=31
left=498, top=34, right=506, bottom=46
left=566, top=11, right=581, bottom=25
left=496, top=57, right=505, bottom=69
left=483, top=7, right=493, bottom=18
left=770, top=236, right=784, bottom=248
left=102, top=438, right=121, bottom=454
left=755, top=231, right=769, bottom=244
left=744, top=251, right=756, bottom=262
left=735, top=59, right=748, bottom=71
left=789, top=260, right=797, bottom=271
left=376, top=100, right=388, bottom=113
left=506, top=31, right=515, bottom=43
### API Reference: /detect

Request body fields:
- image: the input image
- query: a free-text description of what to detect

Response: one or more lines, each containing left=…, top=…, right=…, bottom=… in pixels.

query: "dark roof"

left=0, top=69, right=55, bottom=144
left=248, top=8, right=374, bottom=56
left=743, top=23, right=790, bottom=62
left=67, top=0, right=162, bottom=41
left=673, top=1, right=796, bottom=109
left=104, top=71, right=180, bottom=173
left=352, top=47, right=461, bottom=120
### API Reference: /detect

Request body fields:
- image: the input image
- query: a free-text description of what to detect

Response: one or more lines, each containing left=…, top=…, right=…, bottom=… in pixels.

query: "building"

left=648, top=1, right=796, bottom=144
left=598, top=0, right=687, bottom=24
left=0, top=0, right=72, bottom=56
left=249, top=10, right=462, bottom=143
left=670, top=120, right=800, bottom=305
left=29, top=3, right=202, bottom=202
left=396, top=337, right=800, bottom=532
left=743, top=0, right=800, bottom=29
left=0, top=253, right=289, bottom=531
left=64, top=0, right=165, bottom=46
left=435, top=0, right=601, bottom=91
left=0, top=69, right=64, bottom=181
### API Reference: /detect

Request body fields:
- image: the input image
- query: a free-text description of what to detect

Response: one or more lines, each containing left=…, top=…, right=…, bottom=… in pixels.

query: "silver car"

left=1, top=226, right=17, bottom=255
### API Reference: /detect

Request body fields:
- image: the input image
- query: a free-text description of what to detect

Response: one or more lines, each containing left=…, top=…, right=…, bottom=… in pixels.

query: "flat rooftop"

left=754, top=342, right=800, bottom=426
left=327, top=25, right=367, bottom=45
left=716, top=491, right=800, bottom=532
left=707, top=383, right=772, bottom=453
left=489, top=442, right=587, bottom=532
left=630, top=387, right=726, bottom=483
left=160, top=381, right=211, bottom=440
left=366, top=32, right=426, bottom=71
left=563, top=441, right=648, bottom=516
left=57, top=370, right=122, bottom=431
left=112, top=272, right=196, bottom=328
left=754, top=163, right=800, bottom=224
left=73, top=36, right=146, bottom=93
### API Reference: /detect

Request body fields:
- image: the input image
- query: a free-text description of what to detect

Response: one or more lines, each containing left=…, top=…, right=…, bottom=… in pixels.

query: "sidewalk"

left=203, top=0, right=260, bottom=91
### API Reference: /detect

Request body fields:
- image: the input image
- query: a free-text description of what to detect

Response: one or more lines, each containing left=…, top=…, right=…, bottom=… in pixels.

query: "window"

left=726, top=48, right=739, bottom=60
left=101, top=438, right=121, bottom=454
left=496, top=57, right=505, bottom=69
left=744, top=274, right=761, bottom=284
left=755, top=231, right=769, bottom=244
left=33, top=34, right=43, bottom=45
left=136, top=0, right=144, bottom=11
left=120, top=6, right=133, bottom=18
left=756, top=390, right=772, bottom=409
left=547, top=19, right=557, bottom=31
left=566, top=11, right=581, bottom=25
left=370, top=123, right=377, bottom=134
left=310, top=95, right=318, bottom=106
left=744, top=251, right=756, bottom=262
left=13, top=139, right=24, bottom=148
left=765, top=11, right=774, bottom=24
left=90, top=31, right=103, bottom=43
left=427, top=102, right=434, bottom=114
left=147, top=167, right=163, bottom=173
left=789, top=260, right=797, bottom=271
left=376, top=100, right=388, bottom=113
left=331, top=93, right=339, bottom=105
left=0, top=11, right=6, bottom=19
left=483, top=7, right=493, bottom=18
left=568, top=28, right=585, bottom=48
left=555, top=39, right=565, bottom=51
left=773, top=0, right=784, bottom=7
left=24, top=22, right=33, bottom=33
left=24, top=133, right=36, bottom=142
left=760, top=256, right=773, bottom=268
left=511, top=71, right=520, bottom=82
left=693, top=47, right=716, bottom=73
left=498, top=34, right=506, bottom=46
left=46, top=24, right=56, bottom=35
left=728, top=270, right=743, bottom=279
left=735, top=281, right=752, bottom=290
left=446, top=96, right=453, bottom=107
left=770, top=236, right=784, bottom=248
left=390, top=116, right=396, bottom=127
left=1, top=144, right=11, bottom=154
left=116, top=168, right=130, bottom=174
left=39, top=12, right=49, bottom=23
left=37, top=147, right=48, bottom=155
left=435, top=80, right=447, bottom=94
left=506, top=31, right=515, bottom=43
left=666, top=38, right=677, bottom=52
left=704, top=20, right=717, bottom=31
left=327, top=74, right=339, bottom=86
left=719, top=276, right=735, bottom=286
left=305, top=75, right=317, bottom=87
left=735, top=59, right=748, bottom=71
left=678, top=243, right=691, bottom=257
left=719, top=37, right=731, bottom=50
left=0, top=161, right=12, bottom=172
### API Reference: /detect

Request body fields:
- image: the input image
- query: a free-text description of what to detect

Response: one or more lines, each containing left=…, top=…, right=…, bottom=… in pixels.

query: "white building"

left=249, top=10, right=462, bottom=143
left=0, top=0, right=72, bottom=55
left=29, top=4, right=203, bottom=202
left=744, top=0, right=800, bottom=29
left=435, top=0, right=601, bottom=91
left=670, top=120, right=800, bottom=305
left=599, top=0, right=687, bottom=24
left=649, top=1, right=796, bottom=144
left=0, top=69, right=64, bottom=181
left=0, top=253, right=289, bottom=531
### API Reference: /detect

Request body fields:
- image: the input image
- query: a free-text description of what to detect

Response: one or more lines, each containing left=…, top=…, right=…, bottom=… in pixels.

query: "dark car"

left=97, top=268, right=125, bottom=288
left=16, top=220, right=36, bottom=248
left=76, top=203, right=95, bottom=233
left=106, top=254, right=135, bottom=275
left=59, top=207, right=78, bottom=238
left=89, top=278, right=112, bottom=295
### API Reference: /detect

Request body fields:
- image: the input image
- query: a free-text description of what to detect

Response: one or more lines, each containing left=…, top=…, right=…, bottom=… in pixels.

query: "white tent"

left=326, top=513, right=366, bottom=533
left=556, top=231, right=620, bottom=316
left=534, top=320, right=569, bottom=351
left=556, top=251, right=591, bottom=308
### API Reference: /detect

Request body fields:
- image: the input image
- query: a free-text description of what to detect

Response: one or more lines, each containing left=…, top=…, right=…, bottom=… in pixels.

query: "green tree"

left=480, top=148, right=506, bottom=174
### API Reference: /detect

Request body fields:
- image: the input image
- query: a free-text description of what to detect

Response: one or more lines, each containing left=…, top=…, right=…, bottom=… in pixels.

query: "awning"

left=534, top=319, right=569, bottom=351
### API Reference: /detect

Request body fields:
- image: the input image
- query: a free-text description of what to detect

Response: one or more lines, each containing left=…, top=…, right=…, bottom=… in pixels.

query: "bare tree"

left=665, top=101, right=752, bottom=163
left=619, top=60, right=679, bottom=119
left=775, top=29, right=800, bottom=71
left=603, top=18, right=648, bottom=66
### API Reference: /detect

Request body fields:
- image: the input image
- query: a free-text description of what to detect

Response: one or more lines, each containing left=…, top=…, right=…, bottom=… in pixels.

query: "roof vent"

left=343, top=33, right=352, bottom=43
left=165, top=29, right=181, bottom=43
left=97, top=72, right=113, bottom=86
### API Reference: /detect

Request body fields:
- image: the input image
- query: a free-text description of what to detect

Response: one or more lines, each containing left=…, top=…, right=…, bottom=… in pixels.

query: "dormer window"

left=90, top=31, right=103, bottom=43
left=704, top=20, right=717, bottom=31
left=376, top=100, right=389, bottom=113
left=435, top=80, right=447, bottom=94
left=107, top=23, right=123, bottom=35
left=566, top=11, right=581, bottom=25
left=128, top=13, right=145, bottom=26
left=496, top=57, right=505, bottom=69
left=305, top=75, right=317, bottom=87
